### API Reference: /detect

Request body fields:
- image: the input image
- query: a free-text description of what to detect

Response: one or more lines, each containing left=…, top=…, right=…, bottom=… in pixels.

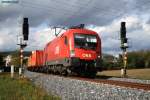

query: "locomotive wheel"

left=61, top=68, right=68, bottom=76
left=82, top=71, right=97, bottom=78
left=88, top=72, right=96, bottom=78
left=62, top=71, right=68, bottom=76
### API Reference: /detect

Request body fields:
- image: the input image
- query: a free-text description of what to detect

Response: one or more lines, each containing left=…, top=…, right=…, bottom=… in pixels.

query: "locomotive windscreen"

left=74, top=33, right=97, bottom=50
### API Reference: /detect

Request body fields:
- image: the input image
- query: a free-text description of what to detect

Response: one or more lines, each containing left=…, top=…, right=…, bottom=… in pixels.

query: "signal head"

left=23, top=18, right=29, bottom=40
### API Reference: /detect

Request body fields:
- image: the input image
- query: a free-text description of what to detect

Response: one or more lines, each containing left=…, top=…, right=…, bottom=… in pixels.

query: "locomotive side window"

left=64, top=36, right=68, bottom=45
left=74, top=33, right=97, bottom=50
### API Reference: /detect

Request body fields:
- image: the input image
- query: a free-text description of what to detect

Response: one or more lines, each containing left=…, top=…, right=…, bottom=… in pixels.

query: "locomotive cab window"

left=74, top=33, right=97, bottom=50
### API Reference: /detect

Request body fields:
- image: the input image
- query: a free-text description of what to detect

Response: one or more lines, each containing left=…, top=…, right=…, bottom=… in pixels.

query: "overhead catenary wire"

left=20, top=1, right=70, bottom=16
left=1, top=0, right=150, bottom=25
left=1, top=0, right=148, bottom=28
left=20, top=0, right=89, bottom=15
left=19, top=0, right=128, bottom=21
left=18, top=0, right=149, bottom=40
left=17, top=0, right=150, bottom=27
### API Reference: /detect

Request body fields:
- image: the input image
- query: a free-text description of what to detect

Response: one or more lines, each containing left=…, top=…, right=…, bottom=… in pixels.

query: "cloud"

left=25, top=27, right=55, bottom=51
left=0, top=32, right=16, bottom=51
left=25, top=25, right=66, bottom=51
left=0, top=0, right=130, bottom=26
left=89, top=15, right=150, bottom=54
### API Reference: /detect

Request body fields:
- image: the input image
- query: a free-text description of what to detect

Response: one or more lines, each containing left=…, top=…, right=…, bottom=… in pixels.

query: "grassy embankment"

left=0, top=73, right=60, bottom=100
left=98, top=68, right=150, bottom=80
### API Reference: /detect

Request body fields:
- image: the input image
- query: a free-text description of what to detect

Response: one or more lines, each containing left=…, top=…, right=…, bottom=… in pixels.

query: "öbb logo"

left=82, top=53, right=91, bottom=58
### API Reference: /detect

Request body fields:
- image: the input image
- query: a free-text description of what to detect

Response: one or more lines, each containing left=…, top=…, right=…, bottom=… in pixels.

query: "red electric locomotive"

left=27, top=24, right=102, bottom=77
left=43, top=25, right=102, bottom=77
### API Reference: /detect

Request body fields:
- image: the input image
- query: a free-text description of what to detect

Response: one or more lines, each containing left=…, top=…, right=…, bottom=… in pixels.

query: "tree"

left=102, top=54, right=119, bottom=70
left=0, top=54, right=5, bottom=66
left=102, top=50, right=150, bottom=70
left=11, top=51, right=20, bottom=67
left=127, top=50, right=150, bottom=69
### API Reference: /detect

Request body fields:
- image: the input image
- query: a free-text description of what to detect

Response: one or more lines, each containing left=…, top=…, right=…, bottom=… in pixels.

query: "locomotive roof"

left=67, top=28, right=97, bottom=34
left=44, top=28, right=99, bottom=48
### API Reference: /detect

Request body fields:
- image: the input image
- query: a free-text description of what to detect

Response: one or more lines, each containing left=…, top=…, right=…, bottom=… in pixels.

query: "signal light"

left=120, top=22, right=126, bottom=39
left=23, top=18, right=29, bottom=40
left=120, top=22, right=128, bottom=49
left=120, top=22, right=127, bottom=43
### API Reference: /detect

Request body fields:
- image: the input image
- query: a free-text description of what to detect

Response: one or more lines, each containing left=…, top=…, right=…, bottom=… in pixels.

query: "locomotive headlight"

left=98, top=55, right=101, bottom=58
left=70, top=50, right=75, bottom=57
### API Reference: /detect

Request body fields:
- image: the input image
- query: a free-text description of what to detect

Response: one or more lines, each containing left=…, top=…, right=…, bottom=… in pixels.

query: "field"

left=98, top=68, right=150, bottom=80
left=0, top=73, right=60, bottom=100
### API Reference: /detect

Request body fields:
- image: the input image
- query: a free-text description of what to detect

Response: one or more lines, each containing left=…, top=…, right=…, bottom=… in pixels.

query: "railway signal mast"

left=17, top=18, right=29, bottom=76
left=120, top=22, right=128, bottom=77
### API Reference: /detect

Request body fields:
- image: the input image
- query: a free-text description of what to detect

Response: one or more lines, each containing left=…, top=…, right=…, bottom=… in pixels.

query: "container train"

left=27, top=25, right=102, bottom=77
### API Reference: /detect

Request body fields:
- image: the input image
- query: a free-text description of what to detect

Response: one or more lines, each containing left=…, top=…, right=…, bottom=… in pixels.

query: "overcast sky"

left=0, top=0, right=150, bottom=55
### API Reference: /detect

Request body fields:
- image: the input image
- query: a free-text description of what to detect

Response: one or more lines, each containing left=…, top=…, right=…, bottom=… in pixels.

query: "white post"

left=121, top=68, right=124, bottom=77
left=19, top=68, right=22, bottom=76
left=11, top=65, right=14, bottom=78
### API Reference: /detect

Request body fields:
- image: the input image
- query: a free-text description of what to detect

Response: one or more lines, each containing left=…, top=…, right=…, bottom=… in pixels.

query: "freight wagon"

left=27, top=50, right=43, bottom=72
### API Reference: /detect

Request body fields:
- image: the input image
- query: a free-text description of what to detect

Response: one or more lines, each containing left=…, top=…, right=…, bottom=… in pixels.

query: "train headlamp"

left=70, top=50, right=75, bottom=57
left=98, top=55, right=101, bottom=58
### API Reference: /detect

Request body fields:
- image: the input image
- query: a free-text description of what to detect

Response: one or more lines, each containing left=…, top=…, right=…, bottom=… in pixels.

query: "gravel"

left=25, top=71, right=150, bottom=100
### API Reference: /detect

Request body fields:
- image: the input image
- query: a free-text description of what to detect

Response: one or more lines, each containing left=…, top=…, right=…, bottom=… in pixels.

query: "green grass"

left=0, top=73, right=60, bottom=100
left=97, top=68, right=150, bottom=80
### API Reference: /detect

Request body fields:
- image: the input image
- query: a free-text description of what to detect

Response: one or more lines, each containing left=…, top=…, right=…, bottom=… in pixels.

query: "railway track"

left=25, top=71, right=150, bottom=91
left=25, top=71, right=150, bottom=99
left=68, top=76, right=150, bottom=91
